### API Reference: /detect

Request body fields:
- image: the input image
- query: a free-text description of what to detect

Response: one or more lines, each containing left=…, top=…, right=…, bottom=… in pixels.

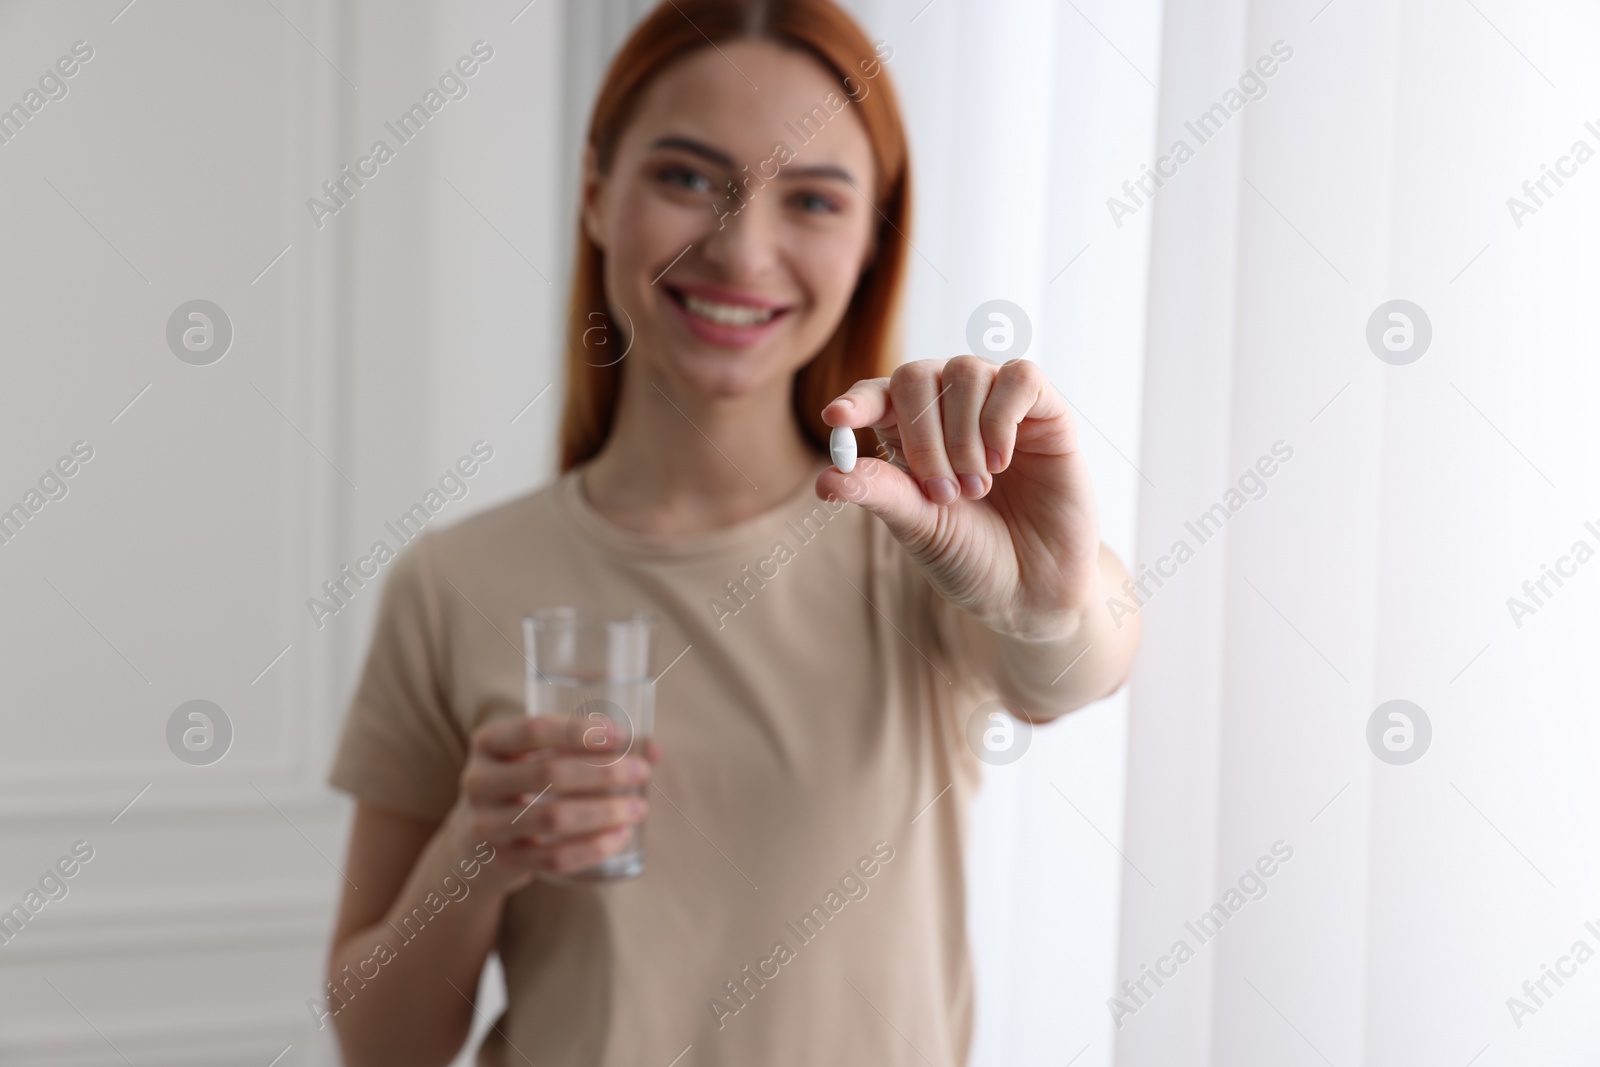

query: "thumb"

left=815, top=457, right=940, bottom=550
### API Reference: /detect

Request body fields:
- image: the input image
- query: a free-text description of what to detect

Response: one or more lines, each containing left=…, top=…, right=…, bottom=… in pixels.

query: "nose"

left=698, top=190, right=780, bottom=282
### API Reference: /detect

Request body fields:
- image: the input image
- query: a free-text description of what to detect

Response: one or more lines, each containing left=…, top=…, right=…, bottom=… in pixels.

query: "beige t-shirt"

left=329, top=460, right=1075, bottom=1066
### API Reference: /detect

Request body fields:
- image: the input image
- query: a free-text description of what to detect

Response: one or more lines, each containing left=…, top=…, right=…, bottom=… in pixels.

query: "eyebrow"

left=649, top=135, right=858, bottom=184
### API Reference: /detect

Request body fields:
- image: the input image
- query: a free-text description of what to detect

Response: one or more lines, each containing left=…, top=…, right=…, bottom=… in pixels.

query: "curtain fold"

left=1119, top=1, right=1600, bottom=1064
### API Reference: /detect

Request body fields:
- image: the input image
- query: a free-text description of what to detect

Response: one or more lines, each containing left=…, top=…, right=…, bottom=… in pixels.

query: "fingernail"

left=923, top=477, right=957, bottom=504
left=830, top=397, right=854, bottom=410
left=957, top=473, right=985, bottom=498
left=986, top=448, right=1003, bottom=472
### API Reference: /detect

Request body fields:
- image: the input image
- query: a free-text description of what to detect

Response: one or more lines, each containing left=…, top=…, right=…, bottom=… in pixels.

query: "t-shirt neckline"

left=558, top=460, right=833, bottom=560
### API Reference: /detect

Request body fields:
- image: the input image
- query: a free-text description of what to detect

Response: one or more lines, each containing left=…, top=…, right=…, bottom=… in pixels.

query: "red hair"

left=558, top=0, right=911, bottom=473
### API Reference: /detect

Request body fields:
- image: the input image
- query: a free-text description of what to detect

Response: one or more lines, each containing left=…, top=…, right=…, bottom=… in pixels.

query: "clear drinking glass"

left=521, top=608, right=656, bottom=884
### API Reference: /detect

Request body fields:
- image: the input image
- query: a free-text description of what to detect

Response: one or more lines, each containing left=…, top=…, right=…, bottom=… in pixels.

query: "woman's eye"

left=659, top=165, right=713, bottom=194
left=792, top=191, right=840, bottom=215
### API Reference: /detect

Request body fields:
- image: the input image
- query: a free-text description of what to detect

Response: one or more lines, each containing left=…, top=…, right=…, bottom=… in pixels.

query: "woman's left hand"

left=817, top=356, right=1101, bottom=641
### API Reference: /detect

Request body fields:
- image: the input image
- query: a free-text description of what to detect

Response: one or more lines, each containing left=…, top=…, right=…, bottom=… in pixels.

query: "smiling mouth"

left=666, top=287, right=788, bottom=328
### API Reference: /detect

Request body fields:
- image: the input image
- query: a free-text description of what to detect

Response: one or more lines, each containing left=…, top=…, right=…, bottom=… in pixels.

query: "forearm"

left=983, top=543, right=1141, bottom=720
left=329, top=805, right=509, bottom=1067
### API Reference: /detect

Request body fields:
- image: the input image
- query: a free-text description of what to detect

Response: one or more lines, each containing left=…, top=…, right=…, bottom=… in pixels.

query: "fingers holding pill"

left=824, top=359, right=1011, bottom=502
left=823, top=377, right=900, bottom=477
left=816, top=352, right=1103, bottom=651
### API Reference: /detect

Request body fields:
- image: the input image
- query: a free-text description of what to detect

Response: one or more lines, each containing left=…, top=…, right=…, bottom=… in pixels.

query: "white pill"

left=829, top=425, right=857, bottom=473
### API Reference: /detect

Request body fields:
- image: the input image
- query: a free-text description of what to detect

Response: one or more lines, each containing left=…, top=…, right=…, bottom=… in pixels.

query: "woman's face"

left=584, top=39, right=880, bottom=399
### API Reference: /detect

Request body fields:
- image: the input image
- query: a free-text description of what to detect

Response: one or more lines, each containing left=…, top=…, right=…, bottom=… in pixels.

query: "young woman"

left=324, top=1, right=1140, bottom=1064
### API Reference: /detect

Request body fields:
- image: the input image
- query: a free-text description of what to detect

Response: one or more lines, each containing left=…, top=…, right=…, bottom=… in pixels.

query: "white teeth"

left=680, top=293, right=778, bottom=327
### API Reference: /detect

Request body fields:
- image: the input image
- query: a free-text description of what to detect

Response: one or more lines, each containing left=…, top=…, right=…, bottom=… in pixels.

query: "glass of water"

left=521, top=608, right=656, bottom=884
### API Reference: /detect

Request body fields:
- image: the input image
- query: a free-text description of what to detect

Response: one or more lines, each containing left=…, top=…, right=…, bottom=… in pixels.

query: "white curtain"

left=1119, top=0, right=1600, bottom=1064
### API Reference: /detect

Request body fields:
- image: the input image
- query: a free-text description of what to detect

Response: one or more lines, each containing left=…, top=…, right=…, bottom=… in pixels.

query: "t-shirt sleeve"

left=913, top=545, right=1090, bottom=722
left=327, top=531, right=466, bottom=823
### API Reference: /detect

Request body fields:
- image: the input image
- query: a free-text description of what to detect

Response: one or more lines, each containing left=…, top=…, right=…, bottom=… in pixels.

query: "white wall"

left=0, top=0, right=346, bottom=1062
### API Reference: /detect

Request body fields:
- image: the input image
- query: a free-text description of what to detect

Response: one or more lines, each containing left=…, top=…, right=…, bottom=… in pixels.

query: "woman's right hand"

left=447, top=714, right=656, bottom=895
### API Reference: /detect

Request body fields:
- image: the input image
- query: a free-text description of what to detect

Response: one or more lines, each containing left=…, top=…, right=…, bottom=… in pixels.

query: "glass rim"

left=523, top=607, right=657, bottom=631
